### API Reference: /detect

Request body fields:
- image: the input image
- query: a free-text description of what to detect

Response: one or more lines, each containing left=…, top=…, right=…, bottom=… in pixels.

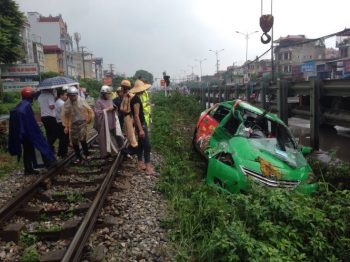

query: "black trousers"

left=23, top=139, right=35, bottom=172
left=23, top=139, right=51, bottom=171
left=41, top=116, right=58, bottom=152
left=57, top=122, right=69, bottom=157
left=73, top=141, right=89, bottom=160
left=136, top=124, right=151, bottom=163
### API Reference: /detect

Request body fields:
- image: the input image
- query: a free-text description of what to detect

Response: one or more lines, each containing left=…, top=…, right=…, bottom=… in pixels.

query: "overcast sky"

left=15, top=0, right=350, bottom=79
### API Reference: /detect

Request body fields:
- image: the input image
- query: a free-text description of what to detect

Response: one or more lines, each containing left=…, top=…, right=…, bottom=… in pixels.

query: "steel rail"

left=62, top=141, right=127, bottom=262
left=0, top=134, right=98, bottom=224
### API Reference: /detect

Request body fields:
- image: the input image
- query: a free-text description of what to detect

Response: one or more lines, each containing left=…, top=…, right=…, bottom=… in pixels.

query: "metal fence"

left=189, top=79, right=350, bottom=150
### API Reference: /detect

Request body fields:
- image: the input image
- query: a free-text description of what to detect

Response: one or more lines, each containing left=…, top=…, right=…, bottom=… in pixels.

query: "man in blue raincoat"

left=8, top=86, right=56, bottom=175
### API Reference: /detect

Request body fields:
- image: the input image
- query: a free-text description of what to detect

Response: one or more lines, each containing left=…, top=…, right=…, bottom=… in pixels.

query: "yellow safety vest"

left=140, top=91, right=151, bottom=126
left=111, top=91, right=117, bottom=100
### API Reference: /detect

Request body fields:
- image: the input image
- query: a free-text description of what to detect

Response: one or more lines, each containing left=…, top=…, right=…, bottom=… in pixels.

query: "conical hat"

left=129, top=80, right=151, bottom=94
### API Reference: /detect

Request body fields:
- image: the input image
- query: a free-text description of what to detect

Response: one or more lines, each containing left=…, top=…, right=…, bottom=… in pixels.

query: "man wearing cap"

left=8, top=87, right=56, bottom=175
left=130, top=80, right=156, bottom=176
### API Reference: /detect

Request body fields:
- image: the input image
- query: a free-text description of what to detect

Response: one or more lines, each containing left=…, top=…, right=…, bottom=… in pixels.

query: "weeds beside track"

left=152, top=92, right=350, bottom=262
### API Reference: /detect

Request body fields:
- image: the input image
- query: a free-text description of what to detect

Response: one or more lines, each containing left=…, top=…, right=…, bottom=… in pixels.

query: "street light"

left=235, top=30, right=259, bottom=63
left=195, top=58, right=207, bottom=82
left=209, top=49, right=224, bottom=74
left=187, top=64, right=195, bottom=75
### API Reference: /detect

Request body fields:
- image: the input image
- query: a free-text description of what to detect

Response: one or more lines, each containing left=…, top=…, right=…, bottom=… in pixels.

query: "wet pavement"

left=288, top=117, right=350, bottom=162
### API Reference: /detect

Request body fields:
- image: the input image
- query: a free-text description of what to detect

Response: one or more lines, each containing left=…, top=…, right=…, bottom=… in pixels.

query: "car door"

left=195, top=105, right=220, bottom=154
left=211, top=109, right=242, bottom=143
left=207, top=151, right=241, bottom=193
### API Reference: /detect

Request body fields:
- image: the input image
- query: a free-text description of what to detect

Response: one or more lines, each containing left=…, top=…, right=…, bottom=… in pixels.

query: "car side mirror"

left=301, top=146, right=313, bottom=156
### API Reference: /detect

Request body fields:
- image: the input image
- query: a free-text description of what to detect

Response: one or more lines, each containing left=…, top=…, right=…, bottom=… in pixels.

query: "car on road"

left=193, top=100, right=317, bottom=194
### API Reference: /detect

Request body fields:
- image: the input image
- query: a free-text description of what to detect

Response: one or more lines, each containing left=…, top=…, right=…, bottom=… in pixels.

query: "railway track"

left=0, top=135, right=126, bottom=261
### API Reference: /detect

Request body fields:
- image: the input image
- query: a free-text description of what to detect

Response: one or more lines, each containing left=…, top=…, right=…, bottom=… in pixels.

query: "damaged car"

left=193, top=100, right=317, bottom=194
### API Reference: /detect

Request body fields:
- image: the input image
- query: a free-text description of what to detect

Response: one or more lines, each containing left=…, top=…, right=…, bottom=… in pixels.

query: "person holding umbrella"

left=37, top=76, right=81, bottom=153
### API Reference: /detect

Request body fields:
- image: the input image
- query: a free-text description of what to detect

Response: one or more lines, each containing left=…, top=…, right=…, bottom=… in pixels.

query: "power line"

left=236, top=28, right=350, bottom=70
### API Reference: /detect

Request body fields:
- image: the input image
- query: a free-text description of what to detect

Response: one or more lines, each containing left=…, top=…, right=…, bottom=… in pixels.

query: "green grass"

left=0, top=150, right=20, bottom=180
left=20, top=232, right=38, bottom=246
left=151, top=92, right=350, bottom=261
left=20, top=245, right=39, bottom=262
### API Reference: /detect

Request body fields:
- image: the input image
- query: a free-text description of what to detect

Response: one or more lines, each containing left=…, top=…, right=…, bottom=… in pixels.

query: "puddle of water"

left=289, top=117, right=350, bottom=162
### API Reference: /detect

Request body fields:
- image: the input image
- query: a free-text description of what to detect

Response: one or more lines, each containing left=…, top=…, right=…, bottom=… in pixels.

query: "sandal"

left=85, top=155, right=92, bottom=161
left=73, top=158, right=82, bottom=164
left=137, top=161, right=147, bottom=172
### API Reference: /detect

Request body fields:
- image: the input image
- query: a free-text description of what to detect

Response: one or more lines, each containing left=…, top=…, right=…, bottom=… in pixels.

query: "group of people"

left=7, top=78, right=155, bottom=176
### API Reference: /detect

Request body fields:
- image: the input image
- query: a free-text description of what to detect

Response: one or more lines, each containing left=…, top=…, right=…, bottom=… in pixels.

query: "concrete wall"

left=21, top=22, right=34, bottom=63
left=44, top=53, right=64, bottom=74
left=28, top=13, right=60, bottom=46
left=28, top=12, right=74, bottom=77
left=33, top=43, right=45, bottom=73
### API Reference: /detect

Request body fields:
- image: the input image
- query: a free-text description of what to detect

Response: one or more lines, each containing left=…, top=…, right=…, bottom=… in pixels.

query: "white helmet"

left=67, top=86, right=78, bottom=95
left=100, top=85, right=112, bottom=94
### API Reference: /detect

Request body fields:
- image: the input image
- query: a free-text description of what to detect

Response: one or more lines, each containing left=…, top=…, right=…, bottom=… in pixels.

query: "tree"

left=112, top=75, right=135, bottom=88
left=0, top=0, right=25, bottom=63
left=33, top=71, right=63, bottom=81
left=80, top=78, right=102, bottom=98
left=134, top=70, right=154, bottom=84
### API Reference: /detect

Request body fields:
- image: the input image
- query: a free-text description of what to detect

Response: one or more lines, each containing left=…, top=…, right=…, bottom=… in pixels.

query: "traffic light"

left=163, top=75, right=170, bottom=87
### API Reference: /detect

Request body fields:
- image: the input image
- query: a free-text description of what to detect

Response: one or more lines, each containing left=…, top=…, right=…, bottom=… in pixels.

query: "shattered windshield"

left=235, top=109, right=305, bottom=168
left=248, top=138, right=307, bottom=168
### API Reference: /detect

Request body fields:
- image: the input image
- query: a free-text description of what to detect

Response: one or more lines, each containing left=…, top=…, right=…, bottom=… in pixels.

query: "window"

left=210, top=106, right=230, bottom=123
left=283, top=52, right=291, bottom=60
left=283, top=65, right=292, bottom=73
left=223, top=113, right=240, bottom=135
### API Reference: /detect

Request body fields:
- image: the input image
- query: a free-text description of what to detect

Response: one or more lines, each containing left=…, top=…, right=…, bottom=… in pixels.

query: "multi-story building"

left=20, top=19, right=34, bottom=64
left=274, top=35, right=326, bottom=79
left=83, top=55, right=96, bottom=79
left=94, top=57, right=103, bottom=81
left=27, top=12, right=74, bottom=77
left=43, top=45, right=64, bottom=74
left=336, top=30, right=350, bottom=58
left=226, top=65, right=244, bottom=85
left=72, top=51, right=83, bottom=79
left=186, top=73, right=200, bottom=82
left=32, top=39, right=45, bottom=74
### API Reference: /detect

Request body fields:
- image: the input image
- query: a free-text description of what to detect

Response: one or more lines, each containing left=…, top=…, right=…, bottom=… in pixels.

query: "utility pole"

left=209, top=49, right=224, bottom=75
left=81, top=46, right=87, bottom=79
left=195, top=58, right=207, bottom=82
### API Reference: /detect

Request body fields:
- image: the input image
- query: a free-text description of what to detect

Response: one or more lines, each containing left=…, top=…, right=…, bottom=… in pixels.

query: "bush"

left=80, top=78, right=102, bottom=98
left=2, top=92, right=20, bottom=103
